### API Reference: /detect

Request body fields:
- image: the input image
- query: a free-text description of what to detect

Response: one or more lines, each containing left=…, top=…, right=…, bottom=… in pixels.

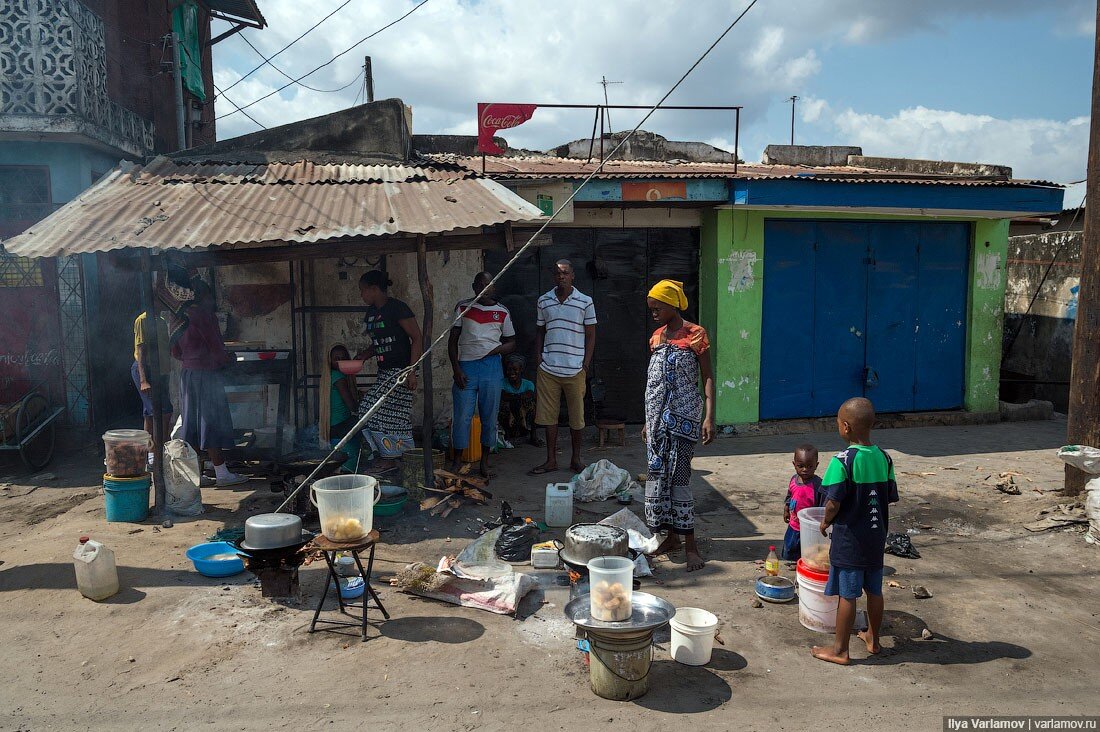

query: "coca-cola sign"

left=477, top=103, right=538, bottom=155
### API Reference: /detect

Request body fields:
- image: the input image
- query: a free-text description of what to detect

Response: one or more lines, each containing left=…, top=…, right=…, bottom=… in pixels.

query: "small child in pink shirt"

left=783, top=444, right=823, bottom=560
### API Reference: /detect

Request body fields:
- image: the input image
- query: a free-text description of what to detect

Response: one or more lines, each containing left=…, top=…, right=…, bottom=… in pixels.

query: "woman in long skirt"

left=355, top=270, right=423, bottom=473
left=643, top=280, right=716, bottom=572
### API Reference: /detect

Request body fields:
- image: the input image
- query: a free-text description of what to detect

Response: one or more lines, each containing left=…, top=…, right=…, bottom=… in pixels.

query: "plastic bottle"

left=764, top=545, right=780, bottom=576
left=73, top=536, right=119, bottom=601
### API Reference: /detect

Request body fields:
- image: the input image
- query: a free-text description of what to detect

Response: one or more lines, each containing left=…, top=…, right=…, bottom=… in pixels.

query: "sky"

left=210, top=0, right=1095, bottom=194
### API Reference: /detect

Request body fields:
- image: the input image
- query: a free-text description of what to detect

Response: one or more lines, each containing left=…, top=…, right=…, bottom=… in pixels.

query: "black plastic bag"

left=493, top=501, right=539, bottom=562
left=885, top=532, right=921, bottom=559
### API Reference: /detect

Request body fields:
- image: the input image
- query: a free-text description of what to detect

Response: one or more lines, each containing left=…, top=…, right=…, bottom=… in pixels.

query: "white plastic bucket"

left=311, top=474, right=380, bottom=542
left=796, top=565, right=838, bottom=633
left=670, top=607, right=719, bottom=666
left=588, top=556, right=633, bottom=622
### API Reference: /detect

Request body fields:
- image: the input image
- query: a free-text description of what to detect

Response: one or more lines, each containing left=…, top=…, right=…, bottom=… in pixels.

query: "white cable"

left=276, top=0, right=761, bottom=512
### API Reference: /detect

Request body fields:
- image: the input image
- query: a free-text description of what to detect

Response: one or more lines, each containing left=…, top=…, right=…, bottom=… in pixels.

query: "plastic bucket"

left=670, top=607, right=719, bottom=666
left=400, top=448, right=444, bottom=501
left=587, top=627, right=654, bottom=701
left=103, top=429, right=151, bottom=478
left=797, top=506, right=830, bottom=571
left=103, top=473, right=151, bottom=522
left=796, top=558, right=838, bottom=633
left=311, top=475, right=380, bottom=542
left=587, top=556, right=633, bottom=622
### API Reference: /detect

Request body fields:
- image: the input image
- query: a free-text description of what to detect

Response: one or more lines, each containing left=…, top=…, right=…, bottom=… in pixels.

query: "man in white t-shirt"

left=448, top=271, right=515, bottom=479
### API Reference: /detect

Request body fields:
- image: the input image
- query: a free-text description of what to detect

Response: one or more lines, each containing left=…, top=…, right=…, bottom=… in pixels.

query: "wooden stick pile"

left=419, top=469, right=493, bottom=518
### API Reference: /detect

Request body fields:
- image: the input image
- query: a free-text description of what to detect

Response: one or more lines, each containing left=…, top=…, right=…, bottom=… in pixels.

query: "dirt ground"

left=0, top=418, right=1097, bottom=731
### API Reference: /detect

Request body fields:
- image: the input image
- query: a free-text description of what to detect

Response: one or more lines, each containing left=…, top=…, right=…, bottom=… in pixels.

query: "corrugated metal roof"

left=207, top=0, right=266, bottom=26
left=427, top=154, right=1059, bottom=188
left=3, top=158, right=544, bottom=258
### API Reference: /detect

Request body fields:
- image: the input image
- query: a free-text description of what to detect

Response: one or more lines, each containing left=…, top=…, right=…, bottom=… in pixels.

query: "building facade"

left=0, top=0, right=262, bottom=429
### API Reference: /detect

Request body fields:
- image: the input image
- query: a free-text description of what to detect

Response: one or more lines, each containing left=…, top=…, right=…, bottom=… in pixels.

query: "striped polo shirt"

left=536, top=287, right=597, bottom=377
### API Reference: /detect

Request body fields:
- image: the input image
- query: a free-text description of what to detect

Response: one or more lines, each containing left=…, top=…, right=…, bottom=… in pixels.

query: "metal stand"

left=308, top=533, right=390, bottom=641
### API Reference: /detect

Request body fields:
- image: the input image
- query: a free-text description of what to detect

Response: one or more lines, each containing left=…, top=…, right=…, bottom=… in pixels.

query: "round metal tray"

left=564, top=591, right=676, bottom=633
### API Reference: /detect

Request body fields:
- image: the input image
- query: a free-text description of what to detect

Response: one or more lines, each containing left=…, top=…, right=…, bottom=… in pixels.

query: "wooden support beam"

left=1067, top=2, right=1100, bottom=495
left=125, top=230, right=537, bottom=268
left=416, top=234, right=435, bottom=492
left=207, top=23, right=248, bottom=47
left=139, top=252, right=167, bottom=516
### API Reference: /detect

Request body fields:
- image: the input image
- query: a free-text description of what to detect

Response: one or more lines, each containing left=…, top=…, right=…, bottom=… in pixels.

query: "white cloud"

left=831, top=106, right=1088, bottom=182
left=799, top=97, right=828, bottom=124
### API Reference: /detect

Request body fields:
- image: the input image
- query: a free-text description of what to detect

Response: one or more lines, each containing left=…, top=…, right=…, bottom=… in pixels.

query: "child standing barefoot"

left=811, top=397, right=899, bottom=665
left=782, top=444, right=822, bottom=561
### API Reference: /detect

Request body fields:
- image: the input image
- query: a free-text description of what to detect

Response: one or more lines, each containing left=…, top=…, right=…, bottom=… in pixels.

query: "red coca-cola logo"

left=482, top=112, right=524, bottom=128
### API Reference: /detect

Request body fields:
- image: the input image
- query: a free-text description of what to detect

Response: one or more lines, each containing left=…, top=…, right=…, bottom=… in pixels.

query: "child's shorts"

left=824, top=566, right=884, bottom=599
left=782, top=524, right=801, bottom=560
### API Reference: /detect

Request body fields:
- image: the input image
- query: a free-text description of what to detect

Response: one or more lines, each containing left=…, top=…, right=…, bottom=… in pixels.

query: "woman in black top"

left=355, top=270, right=423, bottom=472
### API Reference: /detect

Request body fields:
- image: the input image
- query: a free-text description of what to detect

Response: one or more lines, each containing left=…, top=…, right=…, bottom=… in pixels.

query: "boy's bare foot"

left=478, top=463, right=494, bottom=481
left=649, top=534, right=682, bottom=556
left=811, top=646, right=851, bottom=665
left=686, top=550, right=706, bottom=572
left=857, top=630, right=881, bottom=655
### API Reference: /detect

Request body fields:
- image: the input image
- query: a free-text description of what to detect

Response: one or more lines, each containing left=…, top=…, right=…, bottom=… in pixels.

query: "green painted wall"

left=964, top=219, right=1010, bottom=412
left=701, top=208, right=1011, bottom=423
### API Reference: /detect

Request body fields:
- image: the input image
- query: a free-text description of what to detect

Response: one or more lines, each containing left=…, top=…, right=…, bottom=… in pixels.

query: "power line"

left=216, top=0, right=431, bottom=122
left=214, top=0, right=354, bottom=100
left=276, top=0, right=762, bottom=511
left=238, top=34, right=364, bottom=93
left=212, top=82, right=268, bottom=130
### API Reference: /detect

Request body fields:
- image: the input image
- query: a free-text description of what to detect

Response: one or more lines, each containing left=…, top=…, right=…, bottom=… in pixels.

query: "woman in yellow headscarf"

left=643, top=279, right=716, bottom=573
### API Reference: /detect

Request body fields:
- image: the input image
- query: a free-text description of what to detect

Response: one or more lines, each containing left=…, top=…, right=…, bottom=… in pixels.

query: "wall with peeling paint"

left=701, top=209, right=1012, bottom=424
left=964, top=220, right=1010, bottom=412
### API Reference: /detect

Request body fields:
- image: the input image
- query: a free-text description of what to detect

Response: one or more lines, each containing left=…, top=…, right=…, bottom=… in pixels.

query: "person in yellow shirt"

left=132, top=308, right=173, bottom=452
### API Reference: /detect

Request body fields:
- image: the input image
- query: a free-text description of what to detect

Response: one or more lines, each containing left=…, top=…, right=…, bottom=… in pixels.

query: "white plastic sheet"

left=163, top=439, right=204, bottom=516
left=570, top=459, right=638, bottom=503
left=1058, top=445, right=1100, bottom=475
left=1085, top=478, right=1100, bottom=545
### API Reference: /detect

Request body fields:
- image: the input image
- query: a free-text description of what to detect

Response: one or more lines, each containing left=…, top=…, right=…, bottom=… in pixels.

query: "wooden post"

left=139, top=251, right=168, bottom=515
left=1067, top=2, right=1100, bottom=495
left=416, top=235, right=435, bottom=490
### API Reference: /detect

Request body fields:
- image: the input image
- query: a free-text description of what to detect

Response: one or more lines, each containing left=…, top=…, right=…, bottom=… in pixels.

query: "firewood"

left=420, top=496, right=446, bottom=511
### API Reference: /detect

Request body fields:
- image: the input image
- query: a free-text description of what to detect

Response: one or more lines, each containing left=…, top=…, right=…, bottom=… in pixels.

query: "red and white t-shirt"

left=454, top=299, right=515, bottom=362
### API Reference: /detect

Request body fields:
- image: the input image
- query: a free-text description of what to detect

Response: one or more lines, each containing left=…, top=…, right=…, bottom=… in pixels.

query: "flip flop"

left=527, top=465, right=558, bottom=476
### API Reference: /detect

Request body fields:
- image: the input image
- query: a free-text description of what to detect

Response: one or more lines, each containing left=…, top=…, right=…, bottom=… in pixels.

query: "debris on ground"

left=421, top=470, right=492, bottom=518
left=986, top=472, right=1022, bottom=495
left=885, top=532, right=921, bottom=559
left=750, top=598, right=763, bottom=608
left=1025, top=502, right=1088, bottom=532
left=921, top=628, right=934, bottom=640
left=912, top=585, right=932, bottom=599
left=887, top=580, right=906, bottom=589
left=390, top=560, right=536, bottom=616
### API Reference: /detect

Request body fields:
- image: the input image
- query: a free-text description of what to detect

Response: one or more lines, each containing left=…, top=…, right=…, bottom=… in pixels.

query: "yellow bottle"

left=764, top=545, right=780, bottom=576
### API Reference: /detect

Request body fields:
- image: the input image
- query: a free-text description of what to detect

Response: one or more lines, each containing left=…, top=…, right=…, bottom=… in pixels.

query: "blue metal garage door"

left=760, top=220, right=969, bottom=419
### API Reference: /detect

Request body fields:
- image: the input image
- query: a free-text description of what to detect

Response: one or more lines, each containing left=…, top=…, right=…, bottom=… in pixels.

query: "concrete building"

left=430, top=143, right=1064, bottom=426
left=0, top=0, right=264, bottom=429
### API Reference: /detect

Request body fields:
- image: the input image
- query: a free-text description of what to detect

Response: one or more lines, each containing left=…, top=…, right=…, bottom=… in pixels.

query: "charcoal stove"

left=267, top=452, right=346, bottom=519
left=233, top=533, right=312, bottom=598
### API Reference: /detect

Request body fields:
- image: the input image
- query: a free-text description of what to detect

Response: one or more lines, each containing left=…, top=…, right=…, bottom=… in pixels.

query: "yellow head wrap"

left=647, top=279, right=688, bottom=310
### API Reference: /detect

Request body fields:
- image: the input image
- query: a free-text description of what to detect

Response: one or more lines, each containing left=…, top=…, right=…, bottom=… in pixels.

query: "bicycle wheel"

left=17, top=392, right=55, bottom=471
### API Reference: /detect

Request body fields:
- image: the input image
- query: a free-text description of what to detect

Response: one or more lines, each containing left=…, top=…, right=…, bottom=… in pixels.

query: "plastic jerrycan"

left=73, top=536, right=120, bottom=601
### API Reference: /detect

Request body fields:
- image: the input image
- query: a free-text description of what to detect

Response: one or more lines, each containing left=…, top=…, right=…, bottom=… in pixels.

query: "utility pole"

left=169, top=32, right=187, bottom=151
left=600, top=75, right=622, bottom=132
left=788, top=95, right=798, bottom=145
left=364, top=56, right=374, bottom=103
left=1066, top=1, right=1100, bottom=495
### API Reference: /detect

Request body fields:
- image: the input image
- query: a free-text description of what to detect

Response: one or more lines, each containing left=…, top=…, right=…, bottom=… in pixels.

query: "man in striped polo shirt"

left=529, top=259, right=597, bottom=475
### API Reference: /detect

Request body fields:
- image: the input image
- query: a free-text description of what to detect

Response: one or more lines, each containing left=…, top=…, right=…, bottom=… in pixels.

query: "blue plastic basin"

left=186, top=541, right=245, bottom=578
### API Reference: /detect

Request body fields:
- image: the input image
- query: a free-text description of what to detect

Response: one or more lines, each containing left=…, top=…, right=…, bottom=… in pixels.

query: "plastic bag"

left=885, top=532, right=920, bottom=559
left=599, top=507, right=661, bottom=555
left=571, top=459, right=638, bottom=503
left=1058, top=445, right=1100, bottom=475
left=496, top=522, right=539, bottom=562
left=164, top=439, right=204, bottom=516
left=1085, top=478, right=1100, bottom=545
left=392, top=561, right=537, bottom=616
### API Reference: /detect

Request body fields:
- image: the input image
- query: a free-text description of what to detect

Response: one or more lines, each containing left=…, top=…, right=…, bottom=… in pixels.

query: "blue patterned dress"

left=644, top=323, right=709, bottom=534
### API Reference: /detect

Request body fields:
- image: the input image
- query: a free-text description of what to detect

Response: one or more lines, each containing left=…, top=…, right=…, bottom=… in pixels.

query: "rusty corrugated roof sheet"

left=426, top=154, right=1059, bottom=188
left=3, top=157, right=544, bottom=258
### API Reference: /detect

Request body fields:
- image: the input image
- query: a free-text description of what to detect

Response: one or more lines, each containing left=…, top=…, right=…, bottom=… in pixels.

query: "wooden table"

left=307, top=530, right=390, bottom=641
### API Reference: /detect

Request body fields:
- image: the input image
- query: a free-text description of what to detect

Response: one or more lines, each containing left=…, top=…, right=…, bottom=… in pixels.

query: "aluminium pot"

left=241, top=513, right=304, bottom=551
left=560, top=523, right=629, bottom=567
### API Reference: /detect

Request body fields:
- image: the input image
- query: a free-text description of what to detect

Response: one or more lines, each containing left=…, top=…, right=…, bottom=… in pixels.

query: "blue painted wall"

left=0, top=141, right=122, bottom=204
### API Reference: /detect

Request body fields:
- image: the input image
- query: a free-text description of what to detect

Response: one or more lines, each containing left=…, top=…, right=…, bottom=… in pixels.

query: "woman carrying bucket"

left=642, top=280, right=716, bottom=573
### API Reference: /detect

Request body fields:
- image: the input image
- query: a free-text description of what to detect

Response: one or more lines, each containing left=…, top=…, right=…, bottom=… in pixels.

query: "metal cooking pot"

left=242, top=513, right=304, bottom=550
left=560, top=523, right=629, bottom=567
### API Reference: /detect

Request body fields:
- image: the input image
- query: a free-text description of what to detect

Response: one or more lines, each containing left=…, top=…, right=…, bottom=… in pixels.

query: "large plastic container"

left=451, top=414, right=482, bottom=463
left=670, top=607, right=719, bottom=666
left=73, top=537, right=119, bottom=601
left=103, top=429, right=151, bottom=478
left=544, top=482, right=573, bottom=527
left=797, top=506, right=830, bottom=571
left=796, top=558, right=838, bottom=633
left=103, top=473, right=151, bottom=522
left=311, top=474, right=380, bottom=542
left=588, top=556, right=633, bottom=622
